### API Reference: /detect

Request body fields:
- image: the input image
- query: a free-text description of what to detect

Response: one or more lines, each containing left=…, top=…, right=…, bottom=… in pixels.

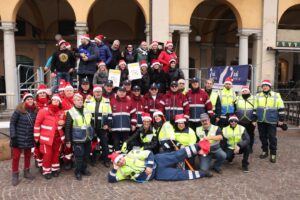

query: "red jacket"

left=186, top=88, right=213, bottom=122
left=62, top=96, right=74, bottom=111
left=131, top=95, right=146, bottom=127
left=158, top=50, right=178, bottom=73
left=35, top=96, right=49, bottom=111
left=34, top=108, right=65, bottom=146
left=143, top=93, right=164, bottom=116
left=160, top=91, right=189, bottom=121
left=110, top=95, right=137, bottom=132
left=79, top=89, right=93, bottom=101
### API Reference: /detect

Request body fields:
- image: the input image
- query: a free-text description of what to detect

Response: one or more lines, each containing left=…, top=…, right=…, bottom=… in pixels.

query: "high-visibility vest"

left=154, top=121, right=175, bottom=142
left=256, top=91, right=284, bottom=124
left=116, top=149, right=151, bottom=181
left=222, top=124, right=245, bottom=150
left=140, top=130, right=156, bottom=143
left=219, top=88, right=236, bottom=115
left=235, top=95, right=256, bottom=122
left=174, top=127, right=197, bottom=146
left=209, top=91, right=219, bottom=111
left=196, top=125, right=219, bottom=146
left=68, top=107, right=93, bottom=142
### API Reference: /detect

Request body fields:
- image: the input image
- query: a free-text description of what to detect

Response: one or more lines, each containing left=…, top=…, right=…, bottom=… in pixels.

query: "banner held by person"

left=128, top=62, right=142, bottom=80
left=108, top=69, right=121, bottom=87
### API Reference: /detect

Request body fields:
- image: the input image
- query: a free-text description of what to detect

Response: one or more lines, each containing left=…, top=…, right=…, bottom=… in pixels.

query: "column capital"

left=0, top=22, right=17, bottom=32
left=179, top=29, right=192, bottom=36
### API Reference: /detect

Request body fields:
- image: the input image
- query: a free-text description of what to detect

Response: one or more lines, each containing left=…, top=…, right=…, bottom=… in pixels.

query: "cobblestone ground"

left=0, top=129, right=299, bottom=200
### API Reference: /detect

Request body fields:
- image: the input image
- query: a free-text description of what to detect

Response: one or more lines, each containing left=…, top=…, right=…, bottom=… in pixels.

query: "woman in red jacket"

left=34, top=94, right=65, bottom=179
left=158, top=41, right=178, bottom=73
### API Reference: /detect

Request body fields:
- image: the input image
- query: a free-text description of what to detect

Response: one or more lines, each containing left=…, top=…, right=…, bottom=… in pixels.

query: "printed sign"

left=108, top=69, right=121, bottom=87
left=128, top=62, right=142, bottom=80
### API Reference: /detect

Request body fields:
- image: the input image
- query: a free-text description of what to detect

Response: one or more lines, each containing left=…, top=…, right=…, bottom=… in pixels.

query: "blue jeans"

left=51, top=72, right=71, bottom=93
left=200, top=148, right=226, bottom=171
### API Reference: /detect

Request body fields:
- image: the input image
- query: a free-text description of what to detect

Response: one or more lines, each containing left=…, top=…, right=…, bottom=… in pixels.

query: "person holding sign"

left=116, top=60, right=129, bottom=86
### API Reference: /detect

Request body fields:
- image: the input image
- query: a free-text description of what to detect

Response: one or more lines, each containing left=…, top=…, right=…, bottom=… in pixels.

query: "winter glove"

left=10, top=138, right=18, bottom=148
left=121, top=142, right=127, bottom=153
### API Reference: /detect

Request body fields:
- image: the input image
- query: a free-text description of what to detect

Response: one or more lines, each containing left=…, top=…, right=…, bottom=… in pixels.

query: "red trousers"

left=40, top=136, right=61, bottom=175
left=11, top=148, right=31, bottom=173
left=34, top=144, right=43, bottom=167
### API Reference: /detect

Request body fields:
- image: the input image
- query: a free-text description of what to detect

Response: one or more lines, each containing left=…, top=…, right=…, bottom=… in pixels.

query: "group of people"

left=9, top=34, right=285, bottom=185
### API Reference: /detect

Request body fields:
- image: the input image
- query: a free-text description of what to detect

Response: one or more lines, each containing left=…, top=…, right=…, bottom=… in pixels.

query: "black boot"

left=52, top=171, right=60, bottom=177
left=75, top=173, right=82, bottom=181
left=12, top=172, right=20, bottom=186
left=24, top=169, right=35, bottom=180
left=259, top=151, right=268, bottom=159
left=270, top=155, right=276, bottom=163
left=44, top=173, right=52, bottom=180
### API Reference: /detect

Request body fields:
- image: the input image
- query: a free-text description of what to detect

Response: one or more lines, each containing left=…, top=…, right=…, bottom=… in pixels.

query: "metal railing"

left=284, top=101, right=300, bottom=127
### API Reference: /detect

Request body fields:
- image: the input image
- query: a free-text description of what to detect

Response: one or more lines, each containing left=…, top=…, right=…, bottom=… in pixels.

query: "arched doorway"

left=87, top=0, right=146, bottom=48
left=188, top=1, right=243, bottom=69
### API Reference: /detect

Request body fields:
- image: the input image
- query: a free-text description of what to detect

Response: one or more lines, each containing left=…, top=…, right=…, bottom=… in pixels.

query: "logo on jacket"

left=59, top=53, right=69, bottom=63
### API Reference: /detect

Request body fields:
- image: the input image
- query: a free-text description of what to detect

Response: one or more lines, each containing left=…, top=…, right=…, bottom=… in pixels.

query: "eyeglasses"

left=179, top=83, right=185, bottom=85
left=229, top=120, right=238, bottom=123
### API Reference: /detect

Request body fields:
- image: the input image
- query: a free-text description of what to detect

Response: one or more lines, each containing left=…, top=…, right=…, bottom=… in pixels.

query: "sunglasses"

left=229, top=120, right=238, bottom=123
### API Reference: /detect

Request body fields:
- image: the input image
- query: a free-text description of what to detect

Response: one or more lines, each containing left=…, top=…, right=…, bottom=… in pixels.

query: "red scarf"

left=48, top=104, right=60, bottom=113
left=25, top=102, right=36, bottom=110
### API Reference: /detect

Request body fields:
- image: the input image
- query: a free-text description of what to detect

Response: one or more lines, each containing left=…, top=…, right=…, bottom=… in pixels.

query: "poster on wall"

left=208, top=65, right=250, bottom=92
left=108, top=69, right=121, bottom=87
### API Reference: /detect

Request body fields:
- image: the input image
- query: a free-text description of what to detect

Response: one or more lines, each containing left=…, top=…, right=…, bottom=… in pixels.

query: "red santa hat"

left=140, top=60, right=148, bottom=68
left=81, top=34, right=90, bottom=40
left=37, top=84, right=48, bottom=94
left=228, top=114, right=239, bottom=121
left=64, top=82, right=74, bottom=91
left=56, top=39, right=66, bottom=46
left=108, top=151, right=123, bottom=164
left=65, top=42, right=71, bottom=49
left=165, top=41, right=173, bottom=47
left=261, top=79, right=272, bottom=87
left=118, top=60, right=126, bottom=66
left=224, top=76, right=233, bottom=85
left=241, top=85, right=250, bottom=93
left=175, top=114, right=186, bottom=123
left=94, top=35, right=105, bottom=42
left=151, top=59, right=160, bottom=68
left=58, top=80, right=66, bottom=92
left=97, top=61, right=106, bottom=67
left=198, top=139, right=211, bottom=156
left=93, top=85, right=102, bottom=92
left=151, top=41, right=159, bottom=46
left=142, top=112, right=152, bottom=121
left=51, top=94, right=62, bottom=103
left=22, top=92, right=34, bottom=102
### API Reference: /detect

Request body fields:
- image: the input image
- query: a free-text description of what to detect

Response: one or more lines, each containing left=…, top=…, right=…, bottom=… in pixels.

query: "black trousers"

left=73, top=142, right=91, bottom=174
left=239, top=122, right=255, bottom=150
left=189, top=121, right=201, bottom=132
left=226, top=145, right=250, bottom=167
left=257, top=122, right=277, bottom=155
left=112, top=131, right=129, bottom=151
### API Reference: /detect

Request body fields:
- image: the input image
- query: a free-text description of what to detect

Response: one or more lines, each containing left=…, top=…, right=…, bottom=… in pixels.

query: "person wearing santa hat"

left=61, top=82, right=74, bottom=111
left=148, top=40, right=161, bottom=66
left=139, top=60, right=151, bottom=95
left=256, top=80, right=285, bottom=163
left=222, top=115, right=250, bottom=172
left=84, top=84, right=112, bottom=167
left=136, top=41, right=149, bottom=63
left=10, top=92, right=37, bottom=186
left=94, top=34, right=112, bottom=66
left=93, top=61, right=109, bottom=86
left=218, top=76, right=237, bottom=128
left=121, top=112, right=158, bottom=154
left=122, top=44, right=137, bottom=64
left=158, top=41, right=178, bottom=73
left=234, top=85, right=257, bottom=153
left=117, top=60, right=129, bottom=86
left=108, top=40, right=122, bottom=70
left=76, top=34, right=99, bottom=86
left=108, top=140, right=212, bottom=183
left=152, top=110, right=176, bottom=152
left=196, top=113, right=226, bottom=174
left=64, top=93, right=93, bottom=180
left=149, top=59, right=168, bottom=93
left=58, top=79, right=66, bottom=98
left=34, top=94, right=65, bottom=179
left=50, top=39, right=76, bottom=93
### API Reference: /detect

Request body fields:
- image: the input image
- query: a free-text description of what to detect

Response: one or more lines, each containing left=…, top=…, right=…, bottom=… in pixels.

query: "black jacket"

left=122, top=50, right=137, bottom=64
left=149, top=69, right=168, bottom=93
left=51, top=49, right=76, bottom=73
left=108, top=47, right=121, bottom=69
left=10, top=104, right=37, bottom=149
left=148, top=49, right=161, bottom=65
left=125, top=126, right=159, bottom=153
left=167, top=67, right=185, bottom=84
left=76, top=42, right=99, bottom=75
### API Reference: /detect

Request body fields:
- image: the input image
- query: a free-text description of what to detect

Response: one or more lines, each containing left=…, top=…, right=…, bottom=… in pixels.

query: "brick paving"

left=0, top=129, right=299, bottom=200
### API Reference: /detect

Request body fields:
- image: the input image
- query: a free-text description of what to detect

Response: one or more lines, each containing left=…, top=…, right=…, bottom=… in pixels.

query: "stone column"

left=179, top=29, right=191, bottom=88
left=144, top=24, right=150, bottom=45
left=169, top=29, right=174, bottom=41
left=152, top=0, right=169, bottom=42
left=237, top=30, right=251, bottom=65
left=261, top=0, right=278, bottom=84
left=74, top=22, right=88, bottom=47
left=0, top=22, right=17, bottom=109
left=252, top=32, right=262, bottom=93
